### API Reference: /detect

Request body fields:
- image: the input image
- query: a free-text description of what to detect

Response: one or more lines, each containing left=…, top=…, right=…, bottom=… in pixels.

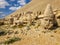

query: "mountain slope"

left=0, top=0, right=60, bottom=45
left=5, top=0, right=60, bottom=18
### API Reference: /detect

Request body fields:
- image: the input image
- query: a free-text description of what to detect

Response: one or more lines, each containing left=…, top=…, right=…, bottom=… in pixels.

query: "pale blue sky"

left=0, top=0, right=31, bottom=18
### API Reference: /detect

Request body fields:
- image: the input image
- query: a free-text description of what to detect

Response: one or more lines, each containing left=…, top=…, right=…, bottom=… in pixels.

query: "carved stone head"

left=41, top=17, right=54, bottom=29
left=40, top=4, right=55, bottom=29
left=56, top=13, right=60, bottom=27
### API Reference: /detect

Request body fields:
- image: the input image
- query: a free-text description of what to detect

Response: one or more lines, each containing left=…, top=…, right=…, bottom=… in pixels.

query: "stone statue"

left=56, top=12, right=60, bottom=27
left=40, top=4, right=55, bottom=29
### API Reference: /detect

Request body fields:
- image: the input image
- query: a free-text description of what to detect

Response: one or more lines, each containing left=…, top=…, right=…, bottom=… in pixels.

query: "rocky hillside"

left=0, top=0, right=60, bottom=45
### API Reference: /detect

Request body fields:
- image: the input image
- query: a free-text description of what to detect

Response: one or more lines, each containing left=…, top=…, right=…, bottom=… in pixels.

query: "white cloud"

left=17, top=0, right=26, bottom=5
left=0, top=0, right=9, bottom=8
left=1, top=14, right=6, bottom=17
left=17, top=6, right=21, bottom=9
left=9, top=6, right=21, bottom=11
left=14, top=4, right=19, bottom=7
left=9, top=0, right=26, bottom=11
left=9, top=7, right=18, bottom=11
left=0, top=12, right=6, bottom=18
left=0, top=12, right=3, bottom=14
